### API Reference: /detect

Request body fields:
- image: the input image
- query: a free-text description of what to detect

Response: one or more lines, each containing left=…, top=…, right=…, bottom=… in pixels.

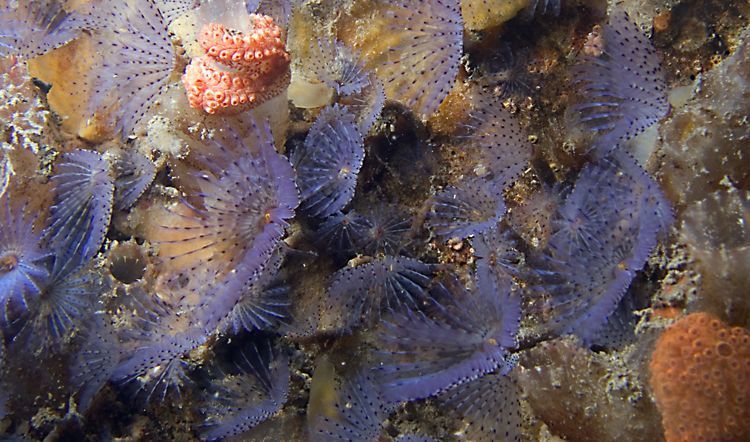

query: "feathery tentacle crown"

left=377, top=0, right=464, bottom=118
left=85, top=0, right=178, bottom=138
left=439, top=372, right=523, bottom=441
left=425, top=85, right=531, bottom=239
left=307, top=38, right=386, bottom=133
left=221, top=250, right=290, bottom=334
left=44, top=149, right=114, bottom=279
left=1, top=150, right=115, bottom=346
left=529, top=152, right=672, bottom=343
left=309, top=371, right=388, bottom=442
left=183, top=13, right=291, bottom=114
left=154, top=120, right=298, bottom=322
left=112, top=149, right=156, bottom=211
left=327, top=256, right=442, bottom=330
left=425, top=177, right=506, bottom=239
left=460, top=86, right=532, bottom=189
left=568, top=11, right=669, bottom=155
left=155, top=0, right=200, bottom=24
left=0, top=192, right=52, bottom=329
left=372, top=271, right=521, bottom=403
left=293, top=104, right=365, bottom=218
left=0, top=0, right=82, bottom=59
left=199, top=339, right=290, bottom=441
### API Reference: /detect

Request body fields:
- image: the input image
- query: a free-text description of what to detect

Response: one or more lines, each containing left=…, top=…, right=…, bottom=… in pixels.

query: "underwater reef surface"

left=0, top=0, right=748, bottom=441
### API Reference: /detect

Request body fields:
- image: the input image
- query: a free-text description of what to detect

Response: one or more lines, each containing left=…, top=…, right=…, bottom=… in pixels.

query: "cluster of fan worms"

left=1, top=0, right=737, bottom=441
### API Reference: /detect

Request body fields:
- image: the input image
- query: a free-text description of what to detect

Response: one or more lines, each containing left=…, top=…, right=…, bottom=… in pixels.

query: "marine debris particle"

left=183, top=14, right=291, bottom=114
left=568, top=11, right=669, bottom=155
left=649, top=313, right=750, bottom=442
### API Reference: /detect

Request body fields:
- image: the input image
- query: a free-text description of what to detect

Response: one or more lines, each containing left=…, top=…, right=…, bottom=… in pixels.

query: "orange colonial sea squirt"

left=182, top=14, right=291, bottom=114
left=649, top=312, right=750, bottom=442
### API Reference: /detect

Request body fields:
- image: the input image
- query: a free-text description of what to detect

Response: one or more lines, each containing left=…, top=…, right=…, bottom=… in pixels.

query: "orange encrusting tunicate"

left=182, top=15, right=291, bottom=114
left=649, top=312, right=750, bottom=442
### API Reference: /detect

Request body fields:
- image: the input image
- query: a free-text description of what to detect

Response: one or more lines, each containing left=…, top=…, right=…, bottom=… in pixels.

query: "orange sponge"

left=649, top=312, right=750, bottom=442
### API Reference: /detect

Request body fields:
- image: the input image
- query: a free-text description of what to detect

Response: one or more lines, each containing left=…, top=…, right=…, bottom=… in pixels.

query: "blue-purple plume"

left=94, top=122, right=298, bottom=403
left=293, top=104, right=365, bottom=218
left=316, top=205, right=411, bottom=260
left=568, top=11, right=668, bottom=155
left=315, top=210, right=373, bottom=259
left=472, top=226, right=525, bottom=283
left=199, top=338, right=290, bottom=441
left=358, top=204, right=411, bottom=256
left=327, top=256, right=440, bottom=330
left=439, top=371, right=522, bottom=442
left=0, top=340, right=5, bottom=418
left=19, top=268, right=106, bottom=350
left=528, top=152, right=672, bottom=343
left=155, top=0, right=200, bottom=23
left=222, top=250, right=290, bottom=334
left=157, top=120, right=298, bottom=330
left=0, top=192, right=52, bottom=330
left=378, top=0, right=463, bottom=118
left=0, top=0, right=83, bottom=59
left=425, top=177, right=506, bottom=239
left=309, top=38, right=372, bottom=97
left=460, top=86, right=532, bottom=190
left=81, top=0, right=176, bottom=138
left=306, top=38, right=386, bottom=133
left=112, top=149, right=156, bottom=211
left=107, top=289, right=204, bottom=403
left=309, top=370, right=388, bottom=442
left=372, top=271, right=520, bottom=403
left=44, top=149, right=114, bottom=279
left=71, top=313, right=122, bottom=411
